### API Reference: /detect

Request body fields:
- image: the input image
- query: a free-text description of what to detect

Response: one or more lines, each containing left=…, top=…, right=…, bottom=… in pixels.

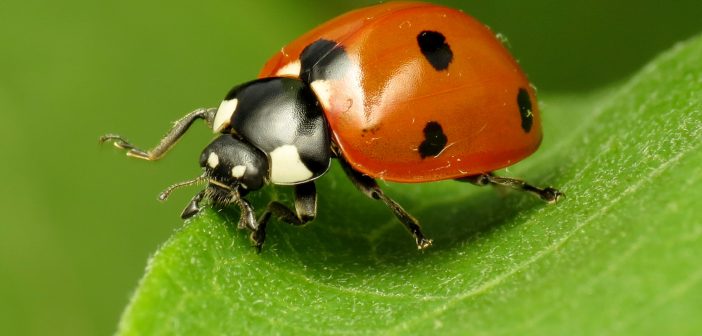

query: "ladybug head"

left=199, top=134, right=269, bottom=194
left=158, top=134, right=269, bottom=219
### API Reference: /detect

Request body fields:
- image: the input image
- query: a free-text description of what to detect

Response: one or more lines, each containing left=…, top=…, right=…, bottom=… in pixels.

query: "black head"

left=159, top=135, right=269, bottom=220
left=200, top=134, right=269, bottom=195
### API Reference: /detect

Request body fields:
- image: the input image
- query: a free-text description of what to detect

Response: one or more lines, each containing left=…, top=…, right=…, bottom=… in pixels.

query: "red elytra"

left=259, top=2, right=542, bottom=183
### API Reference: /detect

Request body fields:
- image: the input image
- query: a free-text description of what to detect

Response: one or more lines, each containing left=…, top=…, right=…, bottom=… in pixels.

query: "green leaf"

left=117, top=35, right=702, bottom=335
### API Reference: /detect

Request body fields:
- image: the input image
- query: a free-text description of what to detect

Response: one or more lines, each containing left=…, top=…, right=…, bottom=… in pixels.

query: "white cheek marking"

left=207, top=152, right=220, bottom=168
left=231, top=165, right=247, bottom=178
left=269, top=145, right=313, bottom=184
left=213, top=98, right=238, bottom=133
left=275, top=60, right=302, bottom=77
left=310, top=80, right=333, bottom=112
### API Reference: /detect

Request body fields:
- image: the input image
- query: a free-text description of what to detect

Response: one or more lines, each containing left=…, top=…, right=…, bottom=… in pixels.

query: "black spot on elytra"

left=299, top=39, right=351, bottom=83
left=417, top=31, right=453, bottom=71
left=517, top=88, right=533, bottom=133
left=418, top=121, right=448, bottom=159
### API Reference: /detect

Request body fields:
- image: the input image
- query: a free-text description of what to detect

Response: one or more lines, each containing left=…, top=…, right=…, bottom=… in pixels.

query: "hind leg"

left=457, top=172, right=563, bottom=203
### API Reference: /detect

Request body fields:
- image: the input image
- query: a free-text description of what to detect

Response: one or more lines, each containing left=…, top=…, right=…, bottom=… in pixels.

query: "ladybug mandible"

left=101, top=2, right=562, bottom=251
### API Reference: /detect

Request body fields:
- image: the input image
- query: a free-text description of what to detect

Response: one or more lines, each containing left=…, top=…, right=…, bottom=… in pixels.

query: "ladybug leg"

left=236, top=197, right=258, bottom=232
left=228, top=191, right=268, bottom=252
left=458, top=172, right=563, bottom=204
left=252, top=182, right=317, bottom=252
left=339, top=159, right=433, bottom=250
left=100, top=107, right=217, bottom=161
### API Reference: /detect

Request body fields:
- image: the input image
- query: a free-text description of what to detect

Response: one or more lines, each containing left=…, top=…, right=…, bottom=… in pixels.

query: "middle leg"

left=338, top=158, right=433, bottom=250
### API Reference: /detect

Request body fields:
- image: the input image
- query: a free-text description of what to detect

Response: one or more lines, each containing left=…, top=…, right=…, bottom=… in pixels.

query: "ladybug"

left=101, top=2, right=562, bottom=251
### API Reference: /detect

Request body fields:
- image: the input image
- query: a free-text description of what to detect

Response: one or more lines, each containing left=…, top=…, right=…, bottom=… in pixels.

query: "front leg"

left=252, top=182, right=317, bottom=252
left=338, top=157, right=433, bottom=250
left=100, top=107, right=217, bottom=160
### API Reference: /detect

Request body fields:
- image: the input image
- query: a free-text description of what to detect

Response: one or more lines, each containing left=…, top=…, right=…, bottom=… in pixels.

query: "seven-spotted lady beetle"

left=101, top=2, right=562, bottom=251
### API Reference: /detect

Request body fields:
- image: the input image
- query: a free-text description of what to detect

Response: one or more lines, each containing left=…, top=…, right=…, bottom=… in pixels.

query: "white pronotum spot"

left=207, top=152, right=220, bottom=168
left=231, top=165, right=247, bottom=178
left=275, top=60, right=302, bottom=77
left=213, top=98, right=238, bottom=133
left=269, top=145, right=313, bottom=184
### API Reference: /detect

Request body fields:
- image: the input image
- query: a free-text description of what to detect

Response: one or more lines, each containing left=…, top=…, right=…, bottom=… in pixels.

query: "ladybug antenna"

left=158, top=173, right=207, bottom=201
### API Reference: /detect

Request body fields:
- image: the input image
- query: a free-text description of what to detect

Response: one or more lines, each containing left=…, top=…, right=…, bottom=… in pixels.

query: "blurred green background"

left=0, top=0, right=700, bottom=335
